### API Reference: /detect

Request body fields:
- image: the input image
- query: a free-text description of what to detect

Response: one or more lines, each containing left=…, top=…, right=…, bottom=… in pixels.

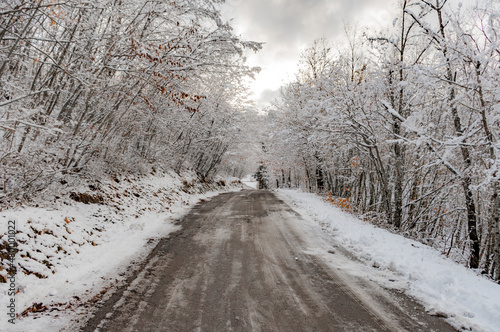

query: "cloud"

left=227, top=0, right=389, bottom=43
left=256, top=88, right=281, bottom=109
left=221, top=0, right=394, bottom=108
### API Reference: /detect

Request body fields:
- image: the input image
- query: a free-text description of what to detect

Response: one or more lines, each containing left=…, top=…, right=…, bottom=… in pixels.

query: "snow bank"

left=0, top=172, right=243, bottom=331
left=278, top=189, right=500, bottom=332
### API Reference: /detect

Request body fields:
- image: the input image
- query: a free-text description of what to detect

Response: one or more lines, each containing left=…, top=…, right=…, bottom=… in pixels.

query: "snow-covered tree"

left=264, top=0, right=500, bottom=279
left=0, top=0, right=261, bottom=199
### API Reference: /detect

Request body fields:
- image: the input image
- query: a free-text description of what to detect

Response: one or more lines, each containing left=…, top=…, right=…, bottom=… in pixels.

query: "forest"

left=1, top=0, right=499, bottom=282
left=264, top=0, right=500, bottom=281
left=0, top=0, right=261, bottom=203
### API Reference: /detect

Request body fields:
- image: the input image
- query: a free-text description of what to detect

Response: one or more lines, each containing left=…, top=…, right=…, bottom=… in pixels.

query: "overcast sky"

left=220, top=0, right=395, bottom=109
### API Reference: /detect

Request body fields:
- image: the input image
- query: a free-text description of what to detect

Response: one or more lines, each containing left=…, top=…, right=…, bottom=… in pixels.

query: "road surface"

left=81, top=190, right=456, bottom=332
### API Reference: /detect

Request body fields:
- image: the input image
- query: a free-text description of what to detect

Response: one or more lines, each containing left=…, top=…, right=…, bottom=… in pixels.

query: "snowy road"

left=81, top=190, right=455, bottom=332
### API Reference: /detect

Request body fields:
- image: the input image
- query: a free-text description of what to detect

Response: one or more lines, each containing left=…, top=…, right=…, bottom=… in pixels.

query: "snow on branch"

left=0, top=90, right=52, bottom=108
left=0, top=120, right=64, bottom=135
left=381, top=101, right=406, bottom=122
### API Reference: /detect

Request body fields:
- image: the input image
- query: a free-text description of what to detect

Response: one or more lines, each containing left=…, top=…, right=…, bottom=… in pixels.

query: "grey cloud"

left=233, top=0, right=336, bottom=46
left=229, top=0, right=387, bottom=45
left=226, top=0, right=391, bottom=69
left=257, top=88, right=281, bottom=108
left=222, top=0, right=391, bottom=107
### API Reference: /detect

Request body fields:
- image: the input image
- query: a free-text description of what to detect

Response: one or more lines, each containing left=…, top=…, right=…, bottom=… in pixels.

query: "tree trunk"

left=433, top=0, right=480, bottom=269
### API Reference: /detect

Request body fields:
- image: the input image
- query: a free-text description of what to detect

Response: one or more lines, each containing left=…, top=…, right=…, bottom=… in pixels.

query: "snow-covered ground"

left=277, top=189, right=500, bottom=332
left=241, top=174, right=258, bottom=189
left=0, top=172, right=243, bottom=332
left=3, top=183, right=499, bottom=332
